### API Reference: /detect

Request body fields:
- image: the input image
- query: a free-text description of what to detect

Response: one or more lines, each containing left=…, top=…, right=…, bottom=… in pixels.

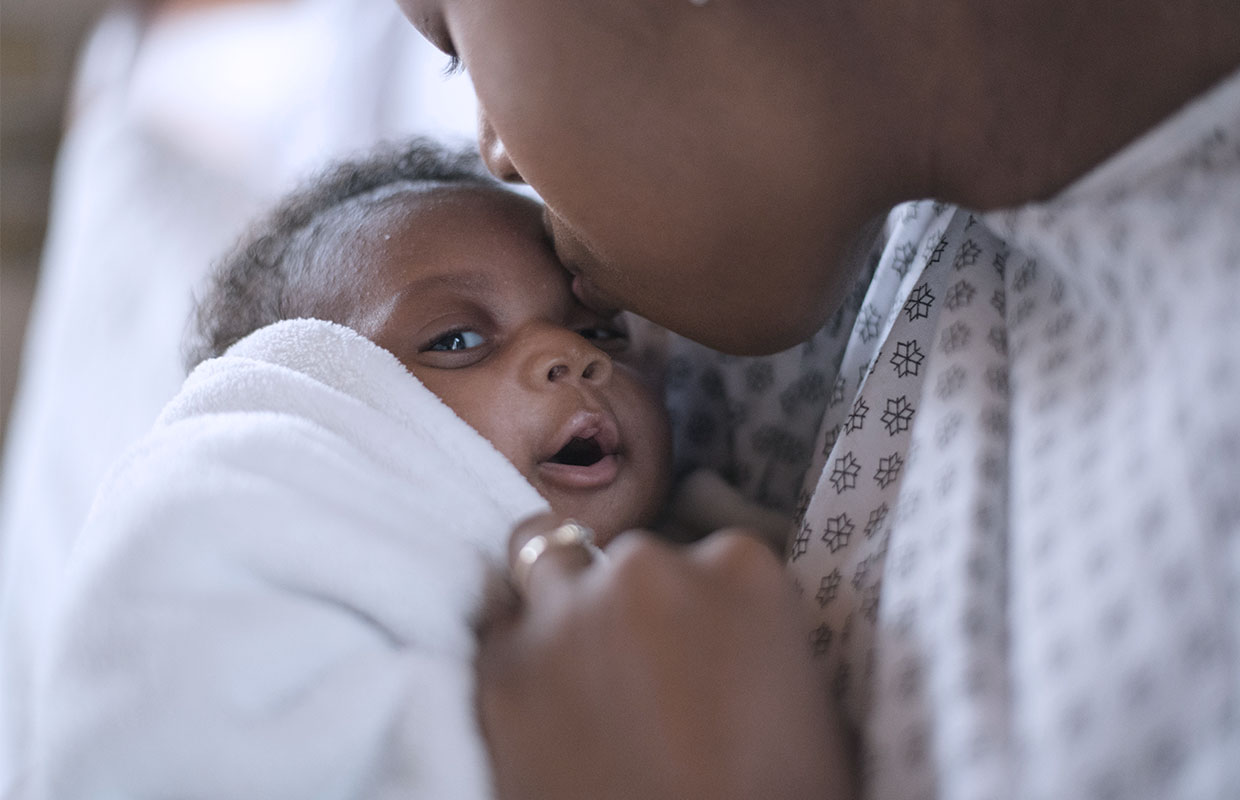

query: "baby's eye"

left=576, top=326, right=629, bottom=350
left=426, top=330, right=485, bottom=352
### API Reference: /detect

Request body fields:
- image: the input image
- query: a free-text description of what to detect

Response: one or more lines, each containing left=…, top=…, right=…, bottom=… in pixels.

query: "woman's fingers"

left=477, top=524, right=854, bottom=800
left=506, top=513, right=601, bottom=603
left=686, top=525, right=787, bottom=577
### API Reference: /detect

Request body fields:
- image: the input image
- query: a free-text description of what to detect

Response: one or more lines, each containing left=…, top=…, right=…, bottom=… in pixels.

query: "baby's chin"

left=531, top=449, right=672, bottom=548
left=546, top=510, right=627, bottom=550
left=545, top=495, right=661, bottom=550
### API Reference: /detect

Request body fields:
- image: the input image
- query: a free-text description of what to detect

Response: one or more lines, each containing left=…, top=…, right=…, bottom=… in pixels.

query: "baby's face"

left=340, top=186, right=672, bottom=544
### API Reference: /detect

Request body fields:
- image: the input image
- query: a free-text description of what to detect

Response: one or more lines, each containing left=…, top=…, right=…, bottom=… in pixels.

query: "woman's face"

left=395, top=0, right=894, bottom=355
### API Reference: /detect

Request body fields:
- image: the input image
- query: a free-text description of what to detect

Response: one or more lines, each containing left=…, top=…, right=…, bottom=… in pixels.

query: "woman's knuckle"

left=606, top=529, right=666, bottom=575
left=695, top=529, right=784, bottom=586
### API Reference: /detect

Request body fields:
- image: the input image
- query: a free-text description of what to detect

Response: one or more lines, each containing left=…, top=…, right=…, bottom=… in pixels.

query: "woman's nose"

left=478, top=109, right=524, bottom=183
left=520, top=326, right=613, bottom=389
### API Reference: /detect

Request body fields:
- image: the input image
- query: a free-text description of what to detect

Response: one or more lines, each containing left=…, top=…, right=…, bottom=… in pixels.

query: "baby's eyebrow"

left=385, top=272, right=497, bottom=322
left=398, top=271, right=496, bottom=298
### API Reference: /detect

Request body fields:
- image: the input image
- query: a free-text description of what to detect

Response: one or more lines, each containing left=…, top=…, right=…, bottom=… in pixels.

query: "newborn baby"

left=188, top=138, right=675, bottom=545
left=26, top=141, right=689, bottom=799
left=26, top=139, right=796, bottom=800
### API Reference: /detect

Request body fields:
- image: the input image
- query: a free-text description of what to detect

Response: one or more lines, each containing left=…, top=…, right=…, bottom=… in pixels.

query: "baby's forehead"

left=348, top=184, right=544, bottom=263
left=354, top=184, right=549, bottom=261
left=354, top=181, right=535, bottom=221
left=323, top=182, right=559, bottom=294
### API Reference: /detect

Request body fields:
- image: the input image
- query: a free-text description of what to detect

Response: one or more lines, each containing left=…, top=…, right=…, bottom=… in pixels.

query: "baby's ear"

left=664, top=469, right=792, bottom=555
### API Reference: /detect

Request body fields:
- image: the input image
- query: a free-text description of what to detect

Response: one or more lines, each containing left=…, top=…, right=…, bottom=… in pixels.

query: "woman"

left=397, top=2, right=1240, bottom=799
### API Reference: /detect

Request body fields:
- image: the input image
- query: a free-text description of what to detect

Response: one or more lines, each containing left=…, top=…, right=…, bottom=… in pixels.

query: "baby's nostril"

left=583, top=362, right=597, bottom=380
left=547, top=364, right=568, bottom=381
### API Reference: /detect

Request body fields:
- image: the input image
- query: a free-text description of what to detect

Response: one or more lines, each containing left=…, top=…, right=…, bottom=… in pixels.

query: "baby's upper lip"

left=542, top=409, right=621, bottom=464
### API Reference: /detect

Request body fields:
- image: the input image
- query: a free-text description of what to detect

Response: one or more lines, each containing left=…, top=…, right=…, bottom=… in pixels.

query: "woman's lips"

left=571, top=274, right=621, bottom=316
left=544, top=209, right=622, bottom=315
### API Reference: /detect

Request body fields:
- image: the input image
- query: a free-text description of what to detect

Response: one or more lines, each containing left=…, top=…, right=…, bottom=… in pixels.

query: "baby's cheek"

left=431, top=384, right=530, bottom=471
left=474, top=420, right=531, bottom=474
left=613, top=350, right=665, bottom=393
left=626, top=384, right=674, bottom=508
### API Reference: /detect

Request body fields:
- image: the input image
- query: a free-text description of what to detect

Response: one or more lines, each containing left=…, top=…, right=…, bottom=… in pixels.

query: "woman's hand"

left=476, top=513, right=856, bottom=800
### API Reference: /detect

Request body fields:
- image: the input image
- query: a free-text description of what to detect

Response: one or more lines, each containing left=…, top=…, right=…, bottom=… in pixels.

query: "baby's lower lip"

left=538, top=454, right=620, bottom=490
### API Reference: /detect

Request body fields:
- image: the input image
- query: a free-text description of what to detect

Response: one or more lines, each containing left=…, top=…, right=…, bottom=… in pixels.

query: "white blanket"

left=0, top=5, right=478, bottom=787
left=25, top=319, right=548, bottom=799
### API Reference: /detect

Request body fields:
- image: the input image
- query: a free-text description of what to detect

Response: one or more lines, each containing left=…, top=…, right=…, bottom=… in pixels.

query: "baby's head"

left=189, top=140, right=672, bottom=544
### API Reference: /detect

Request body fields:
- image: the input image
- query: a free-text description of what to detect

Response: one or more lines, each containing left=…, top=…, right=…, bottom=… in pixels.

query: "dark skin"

left=403, top=0, right=1240, bottom=354
left=390, top=1, right=1240, bottom=797
left=479, top=515, right=855, bottom=800
left=333, top=188, right=673, bottom=545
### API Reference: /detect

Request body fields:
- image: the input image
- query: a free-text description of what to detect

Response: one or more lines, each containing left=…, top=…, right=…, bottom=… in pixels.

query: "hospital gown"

left=789, top=69, right=1240, bottom=800
left=670, top=69, right=1239, bottom=800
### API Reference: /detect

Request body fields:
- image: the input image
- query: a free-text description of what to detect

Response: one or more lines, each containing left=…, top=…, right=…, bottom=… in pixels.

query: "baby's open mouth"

left=539, top=413, right=622, bottom=490
left=547, top=435, right=606, bottom=467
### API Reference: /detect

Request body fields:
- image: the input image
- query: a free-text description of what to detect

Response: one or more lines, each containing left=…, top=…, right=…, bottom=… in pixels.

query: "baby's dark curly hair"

left=184, top=138, right=497, bottom=369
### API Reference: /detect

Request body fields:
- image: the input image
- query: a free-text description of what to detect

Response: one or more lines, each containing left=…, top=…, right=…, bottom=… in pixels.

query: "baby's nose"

left=521, top=326, right=613, bottom=388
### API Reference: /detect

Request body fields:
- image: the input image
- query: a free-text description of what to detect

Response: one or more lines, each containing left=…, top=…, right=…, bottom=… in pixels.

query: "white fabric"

left=0, top=3, right=477, bottom=790
left=789, top=71, right=1240, bottom=799
left=24, top=318, right=547, bottom=799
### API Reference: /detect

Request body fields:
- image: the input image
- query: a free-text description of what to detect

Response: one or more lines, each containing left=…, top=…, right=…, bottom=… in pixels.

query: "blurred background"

left=1, top=0, right=108, bottom=452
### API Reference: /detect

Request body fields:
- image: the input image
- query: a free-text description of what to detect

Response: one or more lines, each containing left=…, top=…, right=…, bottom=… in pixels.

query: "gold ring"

left=512, top=519, right=601, bottom=594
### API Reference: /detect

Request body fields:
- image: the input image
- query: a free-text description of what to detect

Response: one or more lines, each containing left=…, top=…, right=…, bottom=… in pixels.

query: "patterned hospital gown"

left=664, top=70, right=1239, bottom=800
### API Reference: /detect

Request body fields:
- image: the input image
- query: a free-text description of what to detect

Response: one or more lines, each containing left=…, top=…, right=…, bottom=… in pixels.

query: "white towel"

left=0, top=6, right=478, bottom=787
left=25, top=319, right=547, bottom=800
